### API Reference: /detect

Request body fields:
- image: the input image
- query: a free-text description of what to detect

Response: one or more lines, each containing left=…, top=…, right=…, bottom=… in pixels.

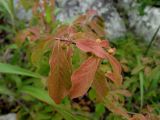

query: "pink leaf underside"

left=69, top=56, right=100, bottom=99
left=76, top=39, right=122, bottom=85
left=99, top=40, right=110, bottom=48
left=105, top=53, right=122, bottom=85
left=75, top=39, right=106, bottom=58
left=106, top=52, right=122, bottom=73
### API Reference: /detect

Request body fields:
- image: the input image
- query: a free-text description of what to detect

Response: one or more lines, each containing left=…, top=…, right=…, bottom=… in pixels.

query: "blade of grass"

left=137, top=56, right=144, bottom=110
left=139, top=71, right=144, bottom=110
left=20, top=86, right=85, bottom=120
left=0, top=0, right=15, bottom=26
left=0, top=62, right=41, bottom=78
left=144, top=25, right=160, bottom=55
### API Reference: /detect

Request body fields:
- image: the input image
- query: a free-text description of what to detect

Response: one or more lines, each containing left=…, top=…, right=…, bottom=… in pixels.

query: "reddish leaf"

left=69, top=56, right=100, bottom=99
left=87, top=9, right=98, bottom=15
left=75, top=39, right=106, bottom=58
left=53, top=25, right=76, bottom=45
left=105, top=71, right=122, bottom=86
left=99, top=40, right=110, bottom=48
left=114, top=90, right=131, bottom=97
left=92, top=69, right=109, bottom=101
left=28, top=27, right=40, bottom=41
left=106, top=53, right=122, bottom=73
left=73, top=10, right=106, bottom=38
left=73, top=10, right=97, bottom=25
left=105, top=53, right=122, bottom=85
left=31, top=39, right=52, bottom=66
left=15, top=27, right=41, bottom=44
left=106, top=72, right=118, bottom=83
left=48, top=41, right=72, bottom=104
left=130, top=114, right=146, bottom=120
left=105, top=99, right=130, bottom=119
left=88, top=20, right=105, bottom=37
left=71, top=32, right=98, bottom=41
left=75, top=39, right=122, bottom=85
left=73, top=10, right=97, bottom=26
left=53, top=25, right=69, bottom=38
left=73, top=15, right=87, bottom=25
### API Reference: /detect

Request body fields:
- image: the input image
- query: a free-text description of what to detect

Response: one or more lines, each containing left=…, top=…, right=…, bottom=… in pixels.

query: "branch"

left=54, top=37, right=75, bottom=44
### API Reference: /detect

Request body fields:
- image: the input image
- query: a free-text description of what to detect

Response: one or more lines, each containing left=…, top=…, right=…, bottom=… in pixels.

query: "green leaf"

left=45, top=6, right=52, bottom=23
left=95, top=103, right=105, bottom=118
left=88, top=88, right=96, bottom=100
left=20, top=86, right=55, bottom=106
left=0, top=63, right=41, bottom=78
left=131, top=65, right=144, bottom=75
left=147, top=66, right=160, bottom=89
left=0, top=85, right=12, bottom=95
left=20, top=86, right=84, bottom=120
left=0, top=0, right=15, bottom=26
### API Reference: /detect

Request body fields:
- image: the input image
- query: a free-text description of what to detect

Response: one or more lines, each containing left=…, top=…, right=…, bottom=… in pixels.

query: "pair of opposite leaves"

left=48, top=38, right=122, bottom=104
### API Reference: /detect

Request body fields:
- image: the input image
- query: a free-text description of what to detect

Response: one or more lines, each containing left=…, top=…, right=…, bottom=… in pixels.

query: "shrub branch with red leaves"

left=15, top=1, right=150, bottom=119
left=48, top=11, right=130, bottom=119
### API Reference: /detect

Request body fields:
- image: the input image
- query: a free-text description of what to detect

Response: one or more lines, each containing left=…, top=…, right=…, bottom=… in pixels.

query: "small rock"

left=0, top=113, right=16, bottom=120
left=129, top=6, right=160, bottom=42
left=118, top=0, right=160, bottom=42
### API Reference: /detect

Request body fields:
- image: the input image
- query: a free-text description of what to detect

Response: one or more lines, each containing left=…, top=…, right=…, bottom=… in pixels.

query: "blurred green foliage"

left=113, top=36, right=160, bottom=115
left=137, top=0, right=160, bottom=15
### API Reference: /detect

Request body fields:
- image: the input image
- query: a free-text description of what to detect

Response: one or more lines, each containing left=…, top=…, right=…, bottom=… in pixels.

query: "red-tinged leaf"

left=87, top=9, right=98, bottom=16
left=15, top=27, right=41, bottom=44
left=73, top=10, right=97, bottom=26
left=54, top=25, right=71, bottom=37
left=92, top=69, right=109, bottom=101
left=106, top=53, right=122, bottom=73
left=88, top=20, right=105, bottom=37
left=71, top=32, right=98, bottom=41
left=114, top=90, right=131, bottom=97
left=105, top=100, right=130, bottom=119
left=106, top=71, right=122, bottom=86
left=69, top=56, right=100, bottom=99
left=66, top=46, right=73, bottom=59
left=75, top=39, right=106, bottom=58
left=31, top=40, right=50, bottom=66
left=106, top=72, right=118, bottom=83
left=130, top=114, right=146, bottom=120
left=28, top=27, right=41, bottom=41
left=53, top=25, right=76, bottom=43
left=105, top=53, right=122, bottom=85
left=48, top=41, right=72, bottom=104
left=100, top=40, right=110, bottom=48
left=75, top=39, right=122, bottom=85
left=15, top=31, right=27, bottom=44
left=73, top=15, right=87, bottom=25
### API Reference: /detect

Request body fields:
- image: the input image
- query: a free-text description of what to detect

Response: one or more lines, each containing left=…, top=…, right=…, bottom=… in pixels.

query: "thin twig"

left=54, top=37, right=75, bottom=44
